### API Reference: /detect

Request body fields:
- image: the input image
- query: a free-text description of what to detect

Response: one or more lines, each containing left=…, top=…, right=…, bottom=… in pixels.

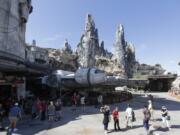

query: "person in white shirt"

left=97, top=95, right=103, bottom=107
left=148, top=100, right=154, bottom=120
left=125, top=104, right=133, bottom=128
left=161, top=106, right=171, bottom=130
left=80, top=96, right=85, bottom=112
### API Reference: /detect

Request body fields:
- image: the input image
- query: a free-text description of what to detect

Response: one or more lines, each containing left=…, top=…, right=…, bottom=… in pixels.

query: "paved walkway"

left=1, top=92, right=180, bottom=135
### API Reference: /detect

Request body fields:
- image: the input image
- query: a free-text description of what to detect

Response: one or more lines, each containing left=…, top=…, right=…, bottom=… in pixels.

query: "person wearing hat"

left=161, top=106, right=171, bottom=130
left=9, top=102, right=21, bottom=132
left=100, top=105, right=110, bottom=134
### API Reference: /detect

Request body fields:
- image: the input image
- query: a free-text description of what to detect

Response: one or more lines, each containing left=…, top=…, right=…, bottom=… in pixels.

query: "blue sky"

left=26, top=0, right=180, bottom=74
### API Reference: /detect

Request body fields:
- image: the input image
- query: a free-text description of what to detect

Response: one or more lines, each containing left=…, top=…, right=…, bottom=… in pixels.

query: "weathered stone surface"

left=76, top=14, right=112, bottom=68
left=76, top=14, right=99, bottom=67
left=75, top=15, right=137, bottom=78
left=62, top=40, right=73, bottom=54
left=112, top=24, right=126, bottom=77
left=125, top=42, right=136, bottom=77
left=112, top=25, right=136, bottom=78
left=47, top=41, right=78, bottom=71
left=0, top=0, right=32, bottom=59
left=133, top=63, right=166, bottom=79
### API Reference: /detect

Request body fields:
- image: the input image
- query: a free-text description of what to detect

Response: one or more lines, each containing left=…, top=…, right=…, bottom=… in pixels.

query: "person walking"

left=100, top=105, right=110, bottom=135
left=148, top=100, right=154, bottom=121
left=97, top=95, right=103, bottom=107
left=0, top=104, right=5, bottom=130
left=8, top=103, right=22, bottom=132
left=47, top=101, right=55, bottom=122
left=72, top=93, right=77, bottom=111
left=55, top=100, right=62, bottom=121
left=112, top=107, right=121, bottom=131
left=80, top=96, right=85, bottom=112
left=125, top=104, right=133, bottom=128
left=161, top=106, right=171, bottom=130
left=35, top=99, right=42, bottom=119
left=143, top=105, right=151, bottom=135
left=40, top=100, right=47, bottom=121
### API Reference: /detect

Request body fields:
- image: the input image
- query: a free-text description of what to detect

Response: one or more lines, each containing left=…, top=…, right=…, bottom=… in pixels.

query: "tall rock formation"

left=113, top=25, right=136, bottom=78
left=77, top=14, right=99, bottom=67
left=76, top=14, right=113, bottom=68
left=62, top=40, right=73, bottom=54
left=113, top=24, right=126, bottom=76
left=0, top=0, right=32, bottom=59
left=125, top=42, right=136, bottom=77
left=76, top=14, right=99, bottom=67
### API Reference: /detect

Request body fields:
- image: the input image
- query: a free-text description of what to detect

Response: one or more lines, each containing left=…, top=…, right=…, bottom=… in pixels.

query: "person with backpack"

left=161, top=106, right=171, bottom=130
left=8, top=103, right=22, bottom=132
left=125, top=104, right=135, bottom=128
left=112, top=107, right=121, bottom=131
left=143, top=105, right=151, bottom=135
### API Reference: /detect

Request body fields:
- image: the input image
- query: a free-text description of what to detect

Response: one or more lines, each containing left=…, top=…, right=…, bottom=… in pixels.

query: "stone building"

left=26, top=41, right=49, bottom=64
left=0, top=0, right=33, bottom=100
left=0, top=0, right=32, bottom=61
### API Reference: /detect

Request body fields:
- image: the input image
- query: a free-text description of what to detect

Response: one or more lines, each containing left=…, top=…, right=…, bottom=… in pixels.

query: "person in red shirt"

left=35, top=99, right=42, bottom=119
left=112, top=107, right=121, bottom=131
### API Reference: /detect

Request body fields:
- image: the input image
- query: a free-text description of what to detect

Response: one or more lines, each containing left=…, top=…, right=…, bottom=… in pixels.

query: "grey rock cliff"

left=125, top=42, right=136, bottom=78
left=76, top=14, right=99, bottom=67
left=113, top=24, right=126, bottom=76
left=76, top=14, right=112, bottom=68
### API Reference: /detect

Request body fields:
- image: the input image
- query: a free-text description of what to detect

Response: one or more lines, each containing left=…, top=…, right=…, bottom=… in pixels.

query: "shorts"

left=9, top=117, right=18, bottom=123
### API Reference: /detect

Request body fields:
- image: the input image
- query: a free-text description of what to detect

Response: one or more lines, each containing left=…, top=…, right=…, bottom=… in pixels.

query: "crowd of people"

left=0, top=97, right=63, bottom=132
left=100, top=97, right=171, bottom=135
left=0, top=93, right=172, bottom=135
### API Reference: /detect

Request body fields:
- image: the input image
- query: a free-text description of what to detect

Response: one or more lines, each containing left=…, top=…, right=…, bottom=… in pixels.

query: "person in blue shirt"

left=9, top=103, right=21, bottom=131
